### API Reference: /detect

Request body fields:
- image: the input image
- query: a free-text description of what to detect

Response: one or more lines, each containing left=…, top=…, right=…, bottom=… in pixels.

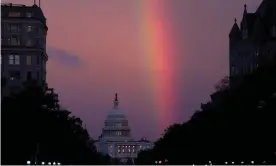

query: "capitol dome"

left=101, top=93, right=132, bottom=141
left=94, top=93, right=154, bottom=161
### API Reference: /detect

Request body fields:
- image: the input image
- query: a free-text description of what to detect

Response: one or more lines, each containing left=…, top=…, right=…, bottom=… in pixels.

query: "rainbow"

left=135, top=0, right=177, bottom=136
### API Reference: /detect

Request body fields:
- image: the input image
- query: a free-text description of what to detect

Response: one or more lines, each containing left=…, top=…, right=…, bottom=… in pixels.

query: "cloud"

left=47, top=47, right=82, bottom=67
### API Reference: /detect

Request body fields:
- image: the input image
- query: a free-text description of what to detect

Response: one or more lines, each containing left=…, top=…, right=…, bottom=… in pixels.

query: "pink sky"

left=3, top=0, right=262, bottom=140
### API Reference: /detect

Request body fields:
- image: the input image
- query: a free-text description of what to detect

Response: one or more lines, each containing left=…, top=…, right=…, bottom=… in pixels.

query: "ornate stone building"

left=1, top=2, right=48, bottom=96
left=229, top=0, right=276, bottom=77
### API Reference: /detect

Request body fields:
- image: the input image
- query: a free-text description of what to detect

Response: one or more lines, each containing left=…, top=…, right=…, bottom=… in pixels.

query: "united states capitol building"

left=94, top=93, right=153, bottom=163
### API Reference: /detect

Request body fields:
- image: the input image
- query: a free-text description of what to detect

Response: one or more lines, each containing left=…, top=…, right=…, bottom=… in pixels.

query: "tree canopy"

left=136, top=63, right=276, bottom=165
left=1, top=81, right=111, bottom=165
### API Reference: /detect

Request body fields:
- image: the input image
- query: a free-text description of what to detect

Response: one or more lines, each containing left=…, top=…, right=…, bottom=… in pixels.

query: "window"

left=39, top=39, right=44, bottom=47
left=8, top=12, right=21, bottom=17
left=10, top=36, right=20, bottom=45
left=10, top=86, right=20, bottom=94
left=43, top=71, right=46, bottom=81
left=272, top=26, right=276, bottom=37
left=26, top=12, right=32, bottom=17
left=26, top=55, right=32, bottom=65
left=9, top=71, right=20, bottom=80
left=116, top=123, right=122, bottom=127
left=27, top=25, right=32, bottom=32
left=26, top=39, right=32, bottom=46
left=9, top=55, right=20, bottom=65
left=36, top=72, right=40, bottom=80
left=242, top=28, right=248, bottom=39
left=36, top=39, right=44, bottom=48
left=37, top=56, right=40, bottom=65
left=27, top=71, right=32, bottom=80
left=38, top=27, right=43, bottom=35
left=231, top=66, right=236, bottom=75
left=10, top=24, right=20, bottom=32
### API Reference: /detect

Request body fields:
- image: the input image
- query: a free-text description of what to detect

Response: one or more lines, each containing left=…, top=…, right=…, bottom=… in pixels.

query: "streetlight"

left=251, top=161, right=254, bottom=164
left=225, top=161, right=228, bottom=164
left=41, top=161, right=45, bottom=165
left=27, top=161, right=31, bottom=165
left=241, top=161, right=244, bottom=164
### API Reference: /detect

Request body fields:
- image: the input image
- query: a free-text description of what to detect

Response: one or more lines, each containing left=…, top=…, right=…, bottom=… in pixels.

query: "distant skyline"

left=2, top=0, right=262, bottom=140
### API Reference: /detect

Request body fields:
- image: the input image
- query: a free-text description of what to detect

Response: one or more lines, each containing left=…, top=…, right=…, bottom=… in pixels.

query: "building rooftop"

left=1, top=2, right=48, bottom=30
left=1, top=3, right=41, bottom=8
left=1, top=3, right=26, bottom=7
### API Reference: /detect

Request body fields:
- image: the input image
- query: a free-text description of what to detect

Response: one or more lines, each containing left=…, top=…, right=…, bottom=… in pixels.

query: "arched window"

left=242, top=28, right=248, bottom=39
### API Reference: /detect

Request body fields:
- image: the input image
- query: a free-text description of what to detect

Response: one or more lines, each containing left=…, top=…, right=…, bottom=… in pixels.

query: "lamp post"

left=33, top=143, right=40, bottom=164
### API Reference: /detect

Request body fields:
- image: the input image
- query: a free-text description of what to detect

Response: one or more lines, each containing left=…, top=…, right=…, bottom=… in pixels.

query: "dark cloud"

left=47, top=47, right=82, bottom=67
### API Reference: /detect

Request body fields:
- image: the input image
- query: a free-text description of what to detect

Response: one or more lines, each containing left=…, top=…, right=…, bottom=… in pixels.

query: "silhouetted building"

left=229, top=0, right=276, bottom=77
left=93, top=94, right=153, bottom=164
left=1, top=2, right=48, bottom=96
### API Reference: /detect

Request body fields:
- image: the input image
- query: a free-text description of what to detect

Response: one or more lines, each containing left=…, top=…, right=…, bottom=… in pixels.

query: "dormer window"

left=8, top=12, right=20, bottom=17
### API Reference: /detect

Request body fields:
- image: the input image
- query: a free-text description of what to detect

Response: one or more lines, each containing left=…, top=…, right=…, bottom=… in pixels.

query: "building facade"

left=229, top=0, right=276, bottom=77
left=94, top=94, right=153, bottom=163
left=1, top=2, right=48, bottom=96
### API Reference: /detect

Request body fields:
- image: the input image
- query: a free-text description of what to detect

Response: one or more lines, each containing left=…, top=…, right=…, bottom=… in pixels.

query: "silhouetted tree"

left=1, top=81, right=110, bottom=165
left=136, top=61, right=276, bottom=165
left=214, top=76, right=229, bottom=92
left=126, top=158, right=134, bottom=165
left=135, top=149, right=154, bottom=165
